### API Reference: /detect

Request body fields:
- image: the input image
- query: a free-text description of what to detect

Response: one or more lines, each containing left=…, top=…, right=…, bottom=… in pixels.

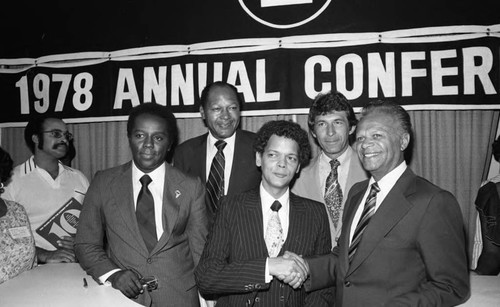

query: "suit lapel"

left=347, top=168, right=417, bottom=275
left=241, top=189, right=268, bottom=256
left=154, top=164, right=181, bottom=253
left=110, top=162, right=149, bottom=254
left=282, top=194, right=308, bottom=252
left=197, top=134, right=208, bottom=181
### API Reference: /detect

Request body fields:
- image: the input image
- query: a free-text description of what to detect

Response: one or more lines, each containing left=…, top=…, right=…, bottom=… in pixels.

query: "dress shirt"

left=132, top=162, right=166, bottom=240
left=318, top=147, right=354, bottom=198
left=349, top=162, right=407, bottom=245
left=205, top=132, right=236, bottom=194
left=260, top=183, right=290, bottom=282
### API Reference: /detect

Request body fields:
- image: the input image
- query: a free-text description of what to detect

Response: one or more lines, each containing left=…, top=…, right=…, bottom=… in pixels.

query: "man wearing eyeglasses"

left=3, top=116, right=89, bottom=264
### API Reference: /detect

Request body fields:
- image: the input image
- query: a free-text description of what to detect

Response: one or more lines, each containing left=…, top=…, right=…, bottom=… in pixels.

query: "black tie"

left=136, top=175, right=157, bottom=252
left=206, top=140, right=226, bottom=216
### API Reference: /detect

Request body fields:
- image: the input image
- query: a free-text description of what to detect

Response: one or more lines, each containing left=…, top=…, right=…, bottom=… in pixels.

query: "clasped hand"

left=268, top=251, right=309, bottom=289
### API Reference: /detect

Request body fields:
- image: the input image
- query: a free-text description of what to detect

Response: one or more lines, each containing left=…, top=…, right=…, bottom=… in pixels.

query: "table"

left=0, top=263, right=141, bottom=307
left=460, top=274, right=500, bottom=306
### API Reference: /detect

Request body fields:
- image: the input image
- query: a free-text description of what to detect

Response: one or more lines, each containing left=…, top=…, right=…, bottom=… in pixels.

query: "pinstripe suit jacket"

left=195, top=188, right=334, bottom=307
left=75, top=162, right=208, bottom=307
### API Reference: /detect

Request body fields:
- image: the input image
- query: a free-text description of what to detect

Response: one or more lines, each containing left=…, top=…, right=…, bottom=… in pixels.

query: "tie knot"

left=140, top=175, right=152, bottom=187
left=371, top=182, right=380, bottom=194
left=271, top=200, right=282, bottom=212
left=330, top=159, right=340, bottom=169
left=215, top=140, right=227, bottom=151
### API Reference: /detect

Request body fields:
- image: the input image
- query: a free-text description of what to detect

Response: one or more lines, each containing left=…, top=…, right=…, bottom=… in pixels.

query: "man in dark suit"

left=173, top=81, right=261, bottom=224
left=301, top=100, right=470, bottom=306
left=195, top=120, right=334, bottom=306
left=75, top=103, right=208, bottom=307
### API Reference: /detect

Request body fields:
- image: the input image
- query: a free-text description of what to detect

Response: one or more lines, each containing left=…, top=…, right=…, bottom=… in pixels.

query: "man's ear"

left=348, top=125, right=356, bottom=135
left=295, top=164, right=301, bottom=174
left=255, top=152, right=262, bottom=167
left=400, top=132, right=410, bottom=151
left=199, top=106, right=206, bottom=120
left=32, top=134, right=40, bottom=145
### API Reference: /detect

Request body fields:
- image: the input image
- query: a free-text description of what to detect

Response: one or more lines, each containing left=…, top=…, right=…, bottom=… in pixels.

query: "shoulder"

left=176, top=134, right=207, bottom=150
left=166, top=164, right=203, bottom=186
left=290, top=192, right=324, bottom=211
left=62, top=165, right=89, bottom=183
left=235, top=129, right=257, bottom=144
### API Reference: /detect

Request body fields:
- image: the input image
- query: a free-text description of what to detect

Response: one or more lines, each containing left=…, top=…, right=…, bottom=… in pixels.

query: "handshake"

left=268, top=251, right=309, bottom=289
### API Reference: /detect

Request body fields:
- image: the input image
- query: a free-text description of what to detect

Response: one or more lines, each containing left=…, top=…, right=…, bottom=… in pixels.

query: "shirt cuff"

left=99, top=269, right=122, bottom=286
left=265, top=258, right=273, bottom=283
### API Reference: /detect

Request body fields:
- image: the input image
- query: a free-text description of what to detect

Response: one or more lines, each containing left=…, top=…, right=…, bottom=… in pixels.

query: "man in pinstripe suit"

left=195, top=120, right=334, bottom=306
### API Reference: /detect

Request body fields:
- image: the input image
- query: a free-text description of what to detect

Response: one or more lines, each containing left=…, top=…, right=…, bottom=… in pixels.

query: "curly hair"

left=253, top=120, right=311, bottom=166
left=307, top=91, right=357, bottom=131
left=0, top=147, right=14, bottom=190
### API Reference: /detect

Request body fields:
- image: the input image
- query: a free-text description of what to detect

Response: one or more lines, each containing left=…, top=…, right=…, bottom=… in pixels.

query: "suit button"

left=279, top=296, right=285, bottom=301
left=147, top=258, right=152, bottom=264
left=254, top=297, right=260, bottom=303
left=345, top=281, right=351, bottom=287
left=255, top=284, right=262, bottom=289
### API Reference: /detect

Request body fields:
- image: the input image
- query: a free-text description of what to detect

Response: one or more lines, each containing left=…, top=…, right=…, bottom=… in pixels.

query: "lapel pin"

left=175, top=190, right=181, bottom=198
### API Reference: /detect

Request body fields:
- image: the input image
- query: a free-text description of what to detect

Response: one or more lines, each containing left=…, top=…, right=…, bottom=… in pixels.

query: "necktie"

left=324, top=159, right=343, bottom=228
left=136, top=175, right=157, bottom=252
left=265, top=200, right=283, bottom=257
left=348, top=182, right=380, bottom=262
left=206, top=140, right=226, bottom=216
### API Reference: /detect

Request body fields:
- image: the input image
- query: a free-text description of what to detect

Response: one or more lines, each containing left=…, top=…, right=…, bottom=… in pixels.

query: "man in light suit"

left=75, top=103, right=208, bottom=307
left=173, top=81, right=261, bottom=225
left=301, top=100, right=470, bottom=306
left=195, top=120, right=334, bottom=306
left=292, top=91, right=368, bottom=247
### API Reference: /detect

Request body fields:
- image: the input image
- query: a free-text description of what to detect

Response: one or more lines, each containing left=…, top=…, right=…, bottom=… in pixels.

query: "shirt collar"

left=132, top=161, right=166, bottom=184
left=259, top=183, right=290, bottom=211
left=368, top=161, right=407, bottom=192
left=207, top=131, right=236, bottom=151
left=320, top=145, right=352, bottom=166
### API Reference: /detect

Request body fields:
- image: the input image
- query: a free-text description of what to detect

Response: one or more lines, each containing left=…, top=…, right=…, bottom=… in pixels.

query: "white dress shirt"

left=349, top=162, right=407, bottom=245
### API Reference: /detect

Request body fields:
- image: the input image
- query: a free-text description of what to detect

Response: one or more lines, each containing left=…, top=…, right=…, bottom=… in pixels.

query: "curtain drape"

left=1, top=109, right=499, bottom=264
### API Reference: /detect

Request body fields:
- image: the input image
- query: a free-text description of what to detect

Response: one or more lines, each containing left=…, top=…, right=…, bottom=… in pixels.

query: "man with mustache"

left=174, top=82, right=261, bottom=226
left=3, top=117, right=89, bottom=264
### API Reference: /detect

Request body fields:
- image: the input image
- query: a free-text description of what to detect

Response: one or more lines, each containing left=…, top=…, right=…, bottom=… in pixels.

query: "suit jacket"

left=173, top=129, right=261, bottom=197
left=306, top=168, right=470, bottom=307
left=291, top=148, right=368, bottom=246
left=195, top=188, right=334, bottom=307
left=75, top=162, right=208, bottom=307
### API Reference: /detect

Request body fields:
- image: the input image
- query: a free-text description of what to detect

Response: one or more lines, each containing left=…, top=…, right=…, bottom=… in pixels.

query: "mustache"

left=52, top=143, right=68, bottom=149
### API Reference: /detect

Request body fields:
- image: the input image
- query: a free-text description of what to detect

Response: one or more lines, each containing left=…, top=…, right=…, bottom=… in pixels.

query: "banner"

left=1, top=26, right=499, bottom=126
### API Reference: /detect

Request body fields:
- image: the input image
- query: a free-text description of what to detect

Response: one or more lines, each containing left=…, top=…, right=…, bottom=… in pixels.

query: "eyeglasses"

left=42, top=130, right=73, bottom=141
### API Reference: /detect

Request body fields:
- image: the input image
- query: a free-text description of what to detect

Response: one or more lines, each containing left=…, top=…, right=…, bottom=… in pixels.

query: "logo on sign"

left=239, top=0, right=331, bottom=29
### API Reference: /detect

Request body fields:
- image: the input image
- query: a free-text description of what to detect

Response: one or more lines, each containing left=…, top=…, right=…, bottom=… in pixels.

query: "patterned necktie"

left=265, top=200, right=283, bottom=257
left=324, top=159, right=343, bottom=228
left=136, top=175, right=157, bottom=252
left=348, top=182, right=380, bottom=262
left=206, top=140, right=226, bottom=216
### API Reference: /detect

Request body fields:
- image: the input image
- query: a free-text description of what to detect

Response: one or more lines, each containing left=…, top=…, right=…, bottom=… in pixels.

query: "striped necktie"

left=206, top=140, right=226, bottom=216
left=348, top=182, right=380, bottom=262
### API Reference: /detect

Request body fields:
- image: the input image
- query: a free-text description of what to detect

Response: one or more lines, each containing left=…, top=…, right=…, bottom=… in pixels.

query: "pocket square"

left=175, top=190, right=181, bottom=198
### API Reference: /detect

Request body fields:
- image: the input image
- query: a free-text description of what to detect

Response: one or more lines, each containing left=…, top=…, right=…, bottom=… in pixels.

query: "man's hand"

left=107, top=270, right=144, bottom=298
left=281, top=251, right=309, bottom=288
left=268, top=252, right=309, bottom=289
left=56, top=236, right=75, bottom=250
left=36, top=247, right=76, bottom=263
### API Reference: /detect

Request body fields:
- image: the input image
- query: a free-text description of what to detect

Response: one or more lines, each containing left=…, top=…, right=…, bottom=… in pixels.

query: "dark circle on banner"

left=239, top=0, right=332, bottom=29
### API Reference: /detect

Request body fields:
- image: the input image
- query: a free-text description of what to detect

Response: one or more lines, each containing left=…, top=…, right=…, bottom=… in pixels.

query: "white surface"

left=460, top=274, right=500, bottom=306
left=0, top=263, right=141, bottom=307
